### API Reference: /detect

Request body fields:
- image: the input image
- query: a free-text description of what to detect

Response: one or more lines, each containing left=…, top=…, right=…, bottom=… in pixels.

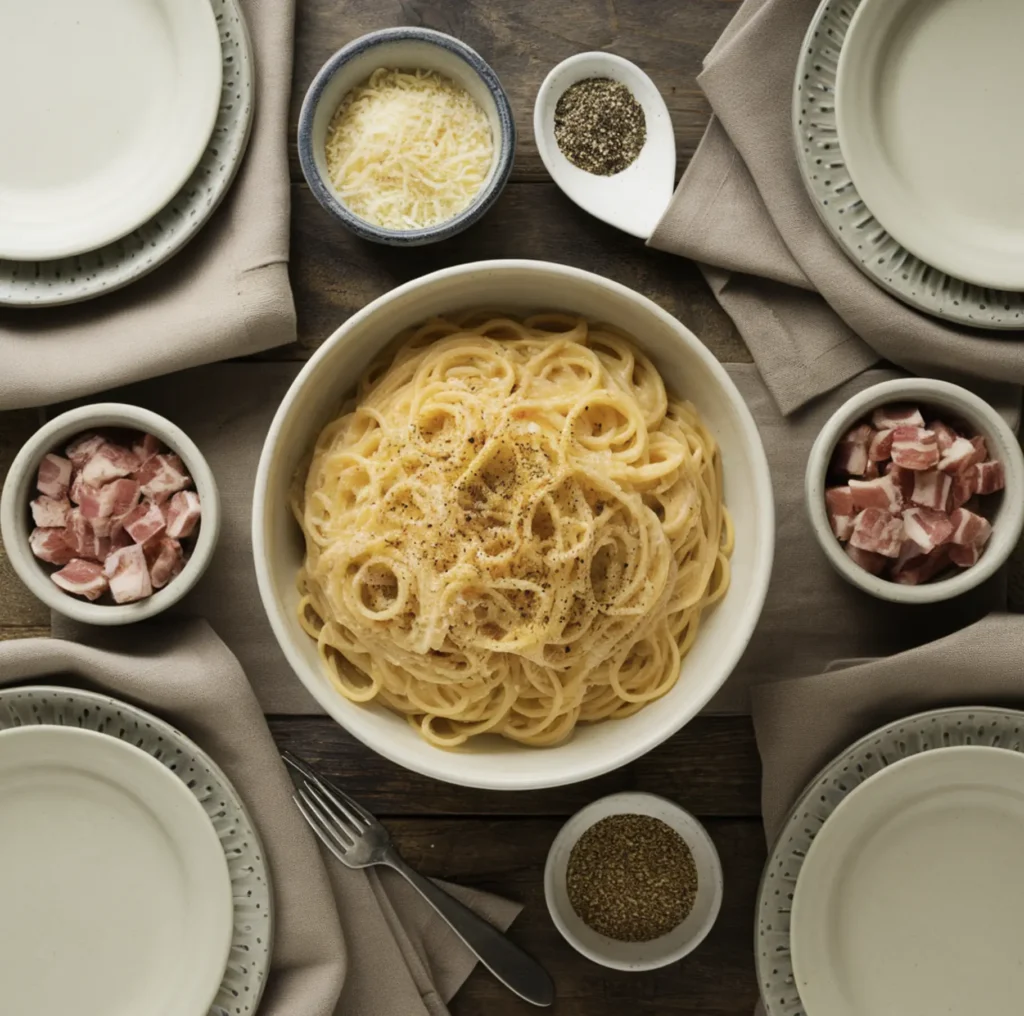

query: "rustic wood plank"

left=268, top=714, right=761, bottom=818
left=286, top=183, right=749, bottom=361
left=289, top=0, right=736, bottom=184
left=382, top=817, right=764, bottom=1015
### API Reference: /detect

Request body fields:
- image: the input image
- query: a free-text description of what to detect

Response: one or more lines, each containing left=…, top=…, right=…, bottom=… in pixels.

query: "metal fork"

left=282, top=751, right=555, bottom=1008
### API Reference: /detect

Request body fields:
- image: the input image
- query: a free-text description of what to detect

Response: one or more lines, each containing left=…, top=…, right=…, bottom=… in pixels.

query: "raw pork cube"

left=890, top=427, right=940, bottom=471
left=36, top=453, right=72, bottom=498
left=826, top=486, right=856, bottom=541
left=832, top=424, right=874, bottom=477
left=104, top=545, right=153, bottom=604
left=51, top=559, right=107, bottom=601
left=147, top=537, right=185, bottom=589
left=165, top=491, right=201, bottom=540
left=65, top=434, right=106, bottom=469
left=122, top=500, right=166, bottom=545
left=845, top=543, right=888, bottom=575
left=928, top=420, right=959, bottom=453
left=30, top=495, right=70, bottom=529
left=892, top=546, right=952, bottom=585
left=911, top=469, right=952, bottom=510
left=29, top=527, right=75, bottom=566
left=78, top=479, right=140, bottom=536
left=137, top=454, right=191, bottom=504
left=868, top=430, right=894, bottom=462
left=871, top=405, right=924, bottom=430
left=64, top=508, right=110, bottom=562
left=850, top=508, right=904, bottom=558
left=948, top=507, right=992, bottom=548
left=132, top=432, right=162, bottom=465
left=902, top=507, right=954, bottom=554
left=849, top=474, right=903, bottom=514
left=972, top=460, right=1005, bottom=495
left=81, top=442, right=140, bottom=488
left=950, top=543, right=984, bottom=568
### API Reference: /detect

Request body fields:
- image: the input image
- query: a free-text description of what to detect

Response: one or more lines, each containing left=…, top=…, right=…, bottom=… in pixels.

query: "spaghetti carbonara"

left=293, top=314, right=732, bottom=748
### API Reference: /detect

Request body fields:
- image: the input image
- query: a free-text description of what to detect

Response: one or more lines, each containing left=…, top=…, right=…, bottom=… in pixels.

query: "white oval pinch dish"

left=791, top=745, right=1024, bottom=1016
left=0, top=725, right=233, bottom=1016
left=534, top=52, right=675, bottom=239
left=836, top=0, right=1024, bottom=290
left=0, top=0, right=223, bottom=260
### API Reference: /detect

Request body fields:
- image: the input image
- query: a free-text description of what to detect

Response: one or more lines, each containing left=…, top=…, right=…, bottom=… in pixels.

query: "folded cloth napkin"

left=649, top=0, right=1024, bottom=416
left=0, top=620, right=521, bottom=1016
left=749, top=612, right=1024, bottom=1016
left=49, top=362, right=1020, bottom=714
left=0, top=0, right=297, bottom=412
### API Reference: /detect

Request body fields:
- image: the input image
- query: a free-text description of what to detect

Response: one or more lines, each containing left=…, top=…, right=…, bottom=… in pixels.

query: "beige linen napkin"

left=0, top=620, right=521, bottom=1016
left=649, top=0, right=1024, bottom=415
left=50, top=361, right=1019, bottom=714
left=0, top=0, right=297, bottom=411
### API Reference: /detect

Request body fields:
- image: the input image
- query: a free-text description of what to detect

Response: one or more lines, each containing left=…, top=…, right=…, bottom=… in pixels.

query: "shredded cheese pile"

left=325, top=68, right=495, bottom=230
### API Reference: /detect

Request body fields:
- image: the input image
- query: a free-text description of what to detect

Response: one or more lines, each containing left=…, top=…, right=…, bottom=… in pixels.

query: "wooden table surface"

left=0, top=2, right=795, bottom=1013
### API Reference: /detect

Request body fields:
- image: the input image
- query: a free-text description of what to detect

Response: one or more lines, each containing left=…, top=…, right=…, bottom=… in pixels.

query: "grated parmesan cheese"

left=324, top=68, right=495, bottom=231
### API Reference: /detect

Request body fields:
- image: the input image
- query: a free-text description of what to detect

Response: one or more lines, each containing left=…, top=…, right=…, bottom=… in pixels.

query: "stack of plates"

left=757, top=707, right=1024, bottom=1016
left=795, top=0, right=1024, bottom=329
left=0, top=0, right=254, bottom=308
left=0, top=687, right=271, bottom=1016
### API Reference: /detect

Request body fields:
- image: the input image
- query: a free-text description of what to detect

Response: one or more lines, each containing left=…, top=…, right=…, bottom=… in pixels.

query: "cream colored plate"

left=791, top=746, right=1024, bottom=1016
left=0, top=0, right=222, bottom=260
left=0, top=726, right=234, bottom=1016
left=836, top=0, right=1024, bottom=290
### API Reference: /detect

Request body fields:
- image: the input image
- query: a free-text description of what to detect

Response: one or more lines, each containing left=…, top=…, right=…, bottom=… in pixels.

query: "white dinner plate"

left=0, top=0, right=223, bottom=260
left=0, top=725, right=234, bottom=1016
left=790, top=745, right=1024, bottom=1016
left=836, top=0, right=1024, bottom=291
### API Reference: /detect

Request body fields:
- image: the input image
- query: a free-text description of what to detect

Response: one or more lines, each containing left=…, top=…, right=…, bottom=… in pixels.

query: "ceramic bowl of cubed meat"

left=0, top=404, right=220, bottom=625
left=806, top=379, right=1024, bottom=604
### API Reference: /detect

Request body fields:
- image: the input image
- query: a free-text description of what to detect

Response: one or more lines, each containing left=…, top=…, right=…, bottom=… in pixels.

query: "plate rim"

left=756, top=705, right=1024, bottom=1016
left=0, top=722, right=234, bottom=1016
left=792, top=0, right=1024, bottom=329
left=789, top=743, right=1024, bottom=1015
left=0, top=0, right=255, bottom=308
left=834, top=0, right=1024, bottom=291
left=0, top=684, right=274, bottom=1016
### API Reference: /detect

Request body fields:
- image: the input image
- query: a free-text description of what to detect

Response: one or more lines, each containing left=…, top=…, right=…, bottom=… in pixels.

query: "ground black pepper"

left=553, top=78, right=647, bottom=176
left=566, top=813, right=697, bottom=942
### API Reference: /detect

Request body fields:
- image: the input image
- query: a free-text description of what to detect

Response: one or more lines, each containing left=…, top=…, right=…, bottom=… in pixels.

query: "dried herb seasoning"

left=566, top=813, right=697, bottom=942
left=553, top=78, right=647, bottom=176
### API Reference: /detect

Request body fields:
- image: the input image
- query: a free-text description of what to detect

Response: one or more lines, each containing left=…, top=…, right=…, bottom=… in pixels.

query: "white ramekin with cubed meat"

left=806, top=379, right=1024, bottom=604
left=0, top=404, right=220, bottom=625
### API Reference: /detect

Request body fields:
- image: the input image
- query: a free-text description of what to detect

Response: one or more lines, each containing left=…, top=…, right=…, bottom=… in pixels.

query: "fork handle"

left=382, top=852, right=554, bottom=1007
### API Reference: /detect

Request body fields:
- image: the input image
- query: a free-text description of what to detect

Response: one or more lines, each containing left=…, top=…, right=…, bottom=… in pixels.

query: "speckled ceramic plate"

left=794, top=0, right=1024, bottom=329
left=757, top=707, right=1024, bottom=1016
left=0, top=0, right=254, bottom=308
left=0, top=686, right=272, bottom=1016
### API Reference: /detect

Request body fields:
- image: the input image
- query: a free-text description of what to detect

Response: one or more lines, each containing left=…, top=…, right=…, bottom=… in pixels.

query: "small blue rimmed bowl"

left=297, top=27, right=516, bottom=246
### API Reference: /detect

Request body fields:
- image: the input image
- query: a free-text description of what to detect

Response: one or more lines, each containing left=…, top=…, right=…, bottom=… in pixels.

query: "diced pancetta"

left=77, top=478, right=140, bottom=524
left=132, top=432, right=162, bottom=465
left=845, top=543, right=888, bottom=575
left=65, top=434, right=106, bottom=469
left=103, top=544, right=153, bottom=604
left=137, top=454, right=191, bottom=504
left=36, top=453, right=72, bottom=498
left=30, top=495, right=70, bottom=529
left=892, top=546, right=952, bottom=586
left=51, top=558, right=107, bottom=601
left=850, top=474, right=903, bottom=514
left=147, top=537, right=185, bottom=589
left=832, top=424, right=874, bottom=477
left=911, top=469, right=952, bottom=510
left=122, top=500, right=166, bottom=545
left=948, top=507, right=992, bottom=548
left=928, top=420, right=959, bottom=453
left=825, top=486, right=856, bottom=516
left=850, top=508, right=904, bottom=558
left=890, top=427, right=940, bottom=470
left=63, top=508, right=110, bottom=562
left=68, top=472, right=93, bottom=506
left=972, top=460, right=1005, bottom=495
left=950, top=543, right=984, bottom=568
left=29, top=527, right=75, bottom=566
left=901, top=507, right=954, bottom=554
left=80, top=442, right=140, bottom=488
left=938, top=437, right=982, bottom=474
left=868, top=429, right=894, bottom=462
left=165, top=490, right=201, bottom=540
left=950, top=469, right=977, bottom=510
left=871, top=405, right=924, bottom=430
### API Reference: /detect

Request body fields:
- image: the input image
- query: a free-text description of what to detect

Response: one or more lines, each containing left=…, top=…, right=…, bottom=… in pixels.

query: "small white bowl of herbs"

left=544, top=792, right=723, bottom=971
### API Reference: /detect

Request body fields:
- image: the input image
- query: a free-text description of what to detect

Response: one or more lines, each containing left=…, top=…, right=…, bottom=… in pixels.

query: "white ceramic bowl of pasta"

left=253, top=261, right=774, bottom=789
